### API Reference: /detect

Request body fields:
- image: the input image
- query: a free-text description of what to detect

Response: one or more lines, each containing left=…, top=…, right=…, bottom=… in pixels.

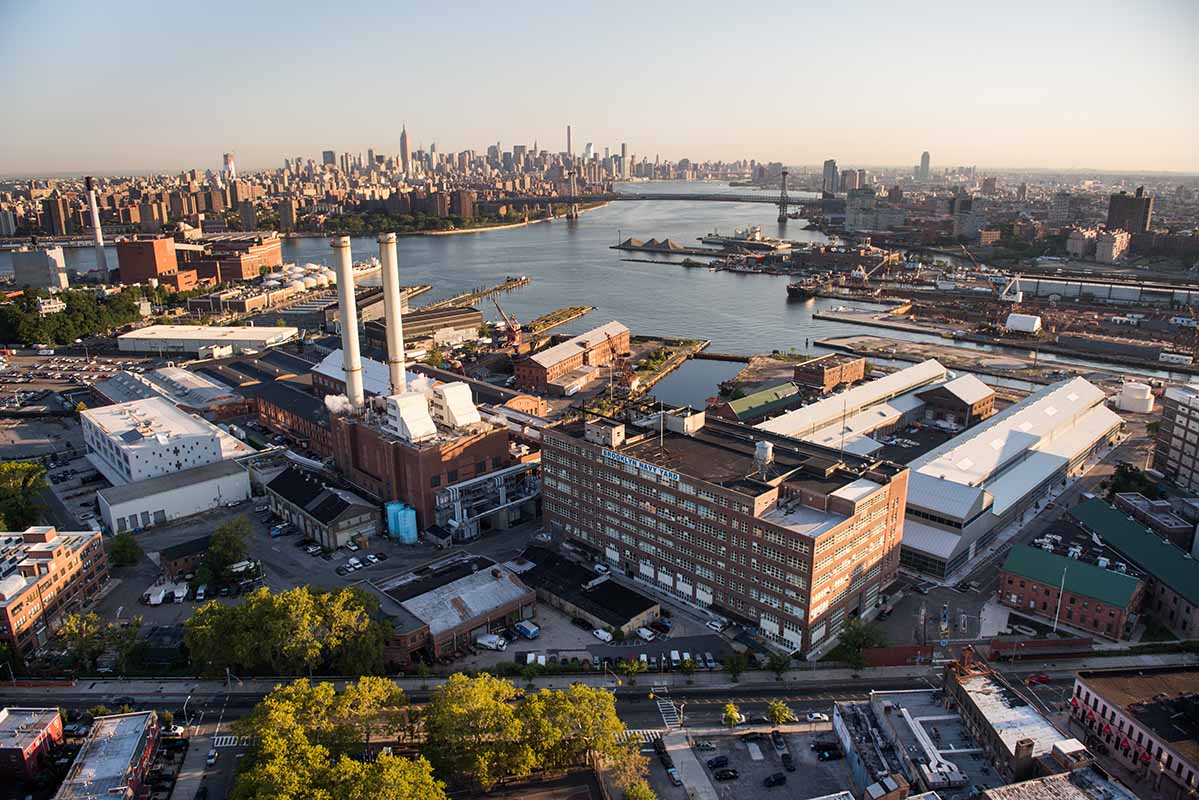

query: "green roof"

left=1001, top=544, right=1141, bottom=608
left=1070, top=498, right=1199, bottom=607
left=726, top=382, right=799, bottom=418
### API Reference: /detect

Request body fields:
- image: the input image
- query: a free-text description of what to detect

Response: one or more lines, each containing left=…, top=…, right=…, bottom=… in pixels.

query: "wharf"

left=611, top=241, right=724, bottom=257
left=421, top=275, right=530, bottom=311
left=527, top=306, right=593, bottom=336
left=816, top=334, right=1126, bottom=390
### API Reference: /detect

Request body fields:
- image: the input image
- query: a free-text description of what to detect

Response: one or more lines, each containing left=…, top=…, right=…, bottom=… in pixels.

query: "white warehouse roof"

left=529, top=320, right=629, bottom=369
left=756, top=359, right=947, bottom=438
left=118, top=324, right=298, bottom=352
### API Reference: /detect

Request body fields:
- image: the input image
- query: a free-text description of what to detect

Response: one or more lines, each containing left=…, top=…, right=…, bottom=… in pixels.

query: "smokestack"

left=84, top=176, right=107, bottom=272
left=377, top=232, right=406, bottom=395
left=332, top=236, right=364, bottom=411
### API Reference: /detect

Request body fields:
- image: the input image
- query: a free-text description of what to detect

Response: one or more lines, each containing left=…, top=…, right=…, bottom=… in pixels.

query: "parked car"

left=764, top=772, right=787, bottom=788
left=714, top=768, right=739, bottom=781
left=593, top=629, right=613, bottom=643
left=593, top=563, right=610, bottom=574
left=658, top=752, right=673, bottom=768
left=694, top=740, right=715, bottom=751
left=206, top=749, right=218, bottom=766
left=667, top=767, right=683, bottom=786
left=705, top=619, right=727, bottom=633
left=653, top=738, right=667, bottom=755
left=704, top=651, right=717, bottom=669
left=771, top=730, right=786, bottom=752
left=806, top=712, right=830, bottom=722
left=373, top=552, right=389, bottom=561
left=571, top=617, right=592, bottom=631
left=781, top=752, right=796, bottom=771
left=810, top=740, right=839, bottom=752
left=818, top=749, right=844, bottom=762
left=1026, top=673, right=1052, bottom=685
left=707, top=756, right=729, bottom=770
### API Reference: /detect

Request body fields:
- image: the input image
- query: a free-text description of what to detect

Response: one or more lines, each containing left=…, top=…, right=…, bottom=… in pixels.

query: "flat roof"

left=56, top=712, right=155, bottom=800
left=119, top=324, right=298, bottom=344
left=82, top=397, right=252, bottom=461
left=0, top=530, right=100, bottom=607
left=98, top=460, right=247, bottom=507
left=314, top=348, right=430, bottom=398
left=1076, top=667, right=1199, bottom=766
left=958, top=671, right=1063, bottom=759
left=982, top=767, right=1137, bottom=800
left=0, top=707, right=59, bottom=751
left=398, top=564, right=532, bottom=637
left=1001, top=544, right=1141, bottom=608
left=518, top=547, right=658, bottom=627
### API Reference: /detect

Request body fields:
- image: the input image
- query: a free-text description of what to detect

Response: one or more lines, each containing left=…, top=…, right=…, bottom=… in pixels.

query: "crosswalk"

left=619, top=729, right=665, bottom=745
left=211, top=735, right=252, bottom=748
left=656, top=697, right=681, bottom=728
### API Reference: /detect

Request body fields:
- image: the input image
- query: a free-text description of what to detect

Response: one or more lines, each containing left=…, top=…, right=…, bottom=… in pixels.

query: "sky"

left=2, top=0, right=1197, bottom=176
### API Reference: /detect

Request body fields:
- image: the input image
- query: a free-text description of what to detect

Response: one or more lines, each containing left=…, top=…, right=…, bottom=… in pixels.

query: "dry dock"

left=421, top=276, right=530, bottom=310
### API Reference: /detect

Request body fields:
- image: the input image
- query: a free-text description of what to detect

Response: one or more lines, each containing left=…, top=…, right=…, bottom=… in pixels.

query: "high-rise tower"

left=399, top=126, right=411, bottom=177
left=919, top=151, right=930, bottom=180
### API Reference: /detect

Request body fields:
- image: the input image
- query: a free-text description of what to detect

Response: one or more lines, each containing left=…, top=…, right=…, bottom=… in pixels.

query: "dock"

left=402, top=284, right=432, bottom=300
left=421, top=275, right=530, bottom=311
left=527, top=306, right=594, bottom=336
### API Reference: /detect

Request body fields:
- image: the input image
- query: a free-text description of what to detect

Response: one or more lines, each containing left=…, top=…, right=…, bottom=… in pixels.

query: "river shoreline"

left=280, top=201, right=612, bottom=240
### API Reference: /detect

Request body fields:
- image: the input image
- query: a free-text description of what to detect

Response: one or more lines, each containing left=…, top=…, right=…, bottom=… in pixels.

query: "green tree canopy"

left=207, top=516, right=250, bottom=582
left=840, top=618, right=887, bottom=671
left=107, top=533, right=142, bottom=567
left=766, top=699, right=795, bottom=725
left=0, top=462, right=48, bottom=530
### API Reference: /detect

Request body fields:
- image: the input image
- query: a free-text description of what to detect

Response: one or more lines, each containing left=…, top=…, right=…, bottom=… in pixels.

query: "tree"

left=0, top=461, right=48, bottom=530
left=424, top=673, right=535, bottom=791
left=766, top=699, right=795, bottom=725
left=325, top=754, right=447, bottom=800
left=723, top=653, right=748, bottom=683
left=617, top=658, right=647, bottom=686
left=207, top=516, right=250, bottom=582
left=87, top=704, right=112, bottom=718
left=766, top=653, right=792, bottom=680
left=840, top=618, right=887, bottom=671
left=159, top=710, right=174, bottom=727
left=624, top=780, right=657, bottom=800
left=107, top=533, right=142, bottom=567
left=721, top=702, right=743, bottom=727
left=607, top=741, right=649, bottom=791
left=679, top=657, right=697, bottom=684
left=57, top=612, right=107, bottom=671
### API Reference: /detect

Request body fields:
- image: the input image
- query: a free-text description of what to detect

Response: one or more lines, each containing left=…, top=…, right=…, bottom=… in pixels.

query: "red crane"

left=492, top=297, right=522, bottom=349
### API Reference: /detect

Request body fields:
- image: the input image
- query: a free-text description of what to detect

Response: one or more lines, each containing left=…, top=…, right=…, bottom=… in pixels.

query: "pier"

left=526, top=306, right=593, bottom=336
left=421, top=275, right=530, bottom=311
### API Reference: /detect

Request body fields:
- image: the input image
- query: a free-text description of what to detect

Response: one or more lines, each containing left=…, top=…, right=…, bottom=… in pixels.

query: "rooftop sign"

left=601, top=449, right=680, bottom=482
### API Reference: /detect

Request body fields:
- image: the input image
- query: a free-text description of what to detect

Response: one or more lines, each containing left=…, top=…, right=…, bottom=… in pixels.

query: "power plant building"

left=542, top=407, right=910, bottom=657
left=11, top=246, right=68, bottom=290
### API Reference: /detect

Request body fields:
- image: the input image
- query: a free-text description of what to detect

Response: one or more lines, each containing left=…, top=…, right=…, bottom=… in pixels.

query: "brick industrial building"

left=0, top=527, right=109, bottom=659
left=116, top=237, right=179, bottom=285
left=793, top=353, right=867, bottom=394
left=998, top=544, right=1144, bottom=641
left=541, top=406, right=908, bottom=656
left=514, top=320, right=630, bottom=394
left=0, top=707, right=62, bottom=780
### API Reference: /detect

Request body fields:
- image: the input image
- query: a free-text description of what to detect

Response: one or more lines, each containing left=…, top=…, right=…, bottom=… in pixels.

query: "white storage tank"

left=1117, top=382, right=1154, bottom=413
left=1005, top=313, right=1043, bottom=334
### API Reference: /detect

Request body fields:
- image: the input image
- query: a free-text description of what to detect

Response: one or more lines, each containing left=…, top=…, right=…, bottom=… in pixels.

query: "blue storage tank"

left=386, top=502, right=418, bottom=544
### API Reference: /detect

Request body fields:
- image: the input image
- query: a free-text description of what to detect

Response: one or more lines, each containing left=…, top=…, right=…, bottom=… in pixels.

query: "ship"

left=786, top=277, right=827, bottom=299
left=700, top=225, right=792, bottom=252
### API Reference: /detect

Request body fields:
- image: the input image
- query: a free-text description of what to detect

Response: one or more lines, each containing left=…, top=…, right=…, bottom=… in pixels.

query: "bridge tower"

left=566, top=170, right=580, bottom=220
left=777, top=170, right=789, bottom=223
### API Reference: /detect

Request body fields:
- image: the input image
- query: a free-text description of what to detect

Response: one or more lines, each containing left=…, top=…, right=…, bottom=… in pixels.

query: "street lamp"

left=74, top=338, right=89, bottom=362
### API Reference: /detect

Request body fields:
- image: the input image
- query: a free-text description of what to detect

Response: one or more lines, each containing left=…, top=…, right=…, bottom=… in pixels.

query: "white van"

left=670, top=650, right=681, bottom=669
left=636, top=627, right=656, bottom=642
left=475, top=634, right=507, bottom=651
left=593, top=629, right=613, bottom=643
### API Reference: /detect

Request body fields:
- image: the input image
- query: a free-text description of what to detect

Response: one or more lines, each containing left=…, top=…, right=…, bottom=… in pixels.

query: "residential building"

left=901, top=378, right=1122, bottom=579
left=117, top=324, right=298, bottom=355
left=1070, top=500, right=1199, bottom=639
left=97, top=460, right=251, bottom=534
left=1050, top=192, right=1073, bottom=225
left=823, top=159, right=839, bottom=194
left=35, top=296, right=65, bottom=316
left=11, top=246, right=68, bottom=290
left=514, top=320, right=630, bottom=394
left=1096, top=230, right=1130, bottom=263
left=0, top=707, right=62, bottom=780
left=997, top=544, right=1144, bottom=641
left=1069, top=668, right=1198, bottom=797
left=1106, top=187, right=1154, bottom=234
left=0, top=527, right=109, bottom=659
left=1067, top=228, right=1098, bottom=258
left=53, top=711, right=158, bottom=800
left=265, top=466, right=380, bottom=549
left=158, top=535, right=211, bottom=580
left=1152, top=384, right=1199, bottom=497
left=542, top=407, right=909, bottom=656
left=81, top=397, right=252, bottom=485
left=116, top=237, right=178, bottom=284
left=793, top=353, right=867, bottom=393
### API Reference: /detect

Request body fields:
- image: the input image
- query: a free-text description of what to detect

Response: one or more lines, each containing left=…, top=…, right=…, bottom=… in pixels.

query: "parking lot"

left=648, top=728, right=853, bottom=800
left=0, top=350, right=163, bottom=394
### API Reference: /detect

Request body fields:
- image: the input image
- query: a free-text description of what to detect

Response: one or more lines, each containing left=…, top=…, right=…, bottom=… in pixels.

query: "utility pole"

left=1053, top=566, right=1067, bottom=633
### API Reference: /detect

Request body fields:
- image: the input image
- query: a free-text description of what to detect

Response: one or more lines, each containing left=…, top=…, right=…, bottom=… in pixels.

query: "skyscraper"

left=1049, top=191, right=1072, bottom=225
left=919, top=151, right=930, bottom=179
left=222, top=152, right=236, bottom=179
left=1106, top=186, right=1154, bottom=233
left=399, top=126, right=410, bottom=176
left=566, top=124, right=572, bottom=157
left=620, top=143, right=629, bottom=180
left=322, top=150, right=336, bottom=166
left=821, top=159, right=838, bottom=194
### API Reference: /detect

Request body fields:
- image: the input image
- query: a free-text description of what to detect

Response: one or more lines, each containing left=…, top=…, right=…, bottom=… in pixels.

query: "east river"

left=0, top=181, right=1183, bottom=406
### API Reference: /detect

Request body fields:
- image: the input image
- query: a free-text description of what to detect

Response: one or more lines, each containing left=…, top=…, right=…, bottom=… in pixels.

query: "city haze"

left=2, top=0, right=1197, bottom=175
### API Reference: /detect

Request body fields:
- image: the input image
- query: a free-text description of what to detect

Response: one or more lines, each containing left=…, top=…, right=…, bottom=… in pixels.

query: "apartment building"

left=541, top=407, right=909, bottom=657
left=0, top=527, right=109, bottom=659
left=1152, top=384, right=1199, bottom=494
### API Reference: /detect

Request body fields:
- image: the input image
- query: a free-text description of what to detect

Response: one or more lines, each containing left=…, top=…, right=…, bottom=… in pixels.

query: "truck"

left=173, top=585, right=188, bottom=604
left=513, top=620, right=540, bottom=640
left=144, top=588, right=166, bottom=606
left=475, top=634, right=507, bottom=651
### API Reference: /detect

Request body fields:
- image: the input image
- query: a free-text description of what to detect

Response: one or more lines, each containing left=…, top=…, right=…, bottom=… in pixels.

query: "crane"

left=492, top=297, right=522, bottom=350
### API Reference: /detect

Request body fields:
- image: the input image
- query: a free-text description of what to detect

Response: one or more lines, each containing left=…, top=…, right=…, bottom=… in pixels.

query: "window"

left=447, top=469, right=458, bottom=482
left=430, top=475, right=440, bottom=488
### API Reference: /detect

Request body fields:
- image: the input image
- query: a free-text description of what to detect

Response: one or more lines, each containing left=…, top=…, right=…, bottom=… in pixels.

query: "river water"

left=1, top=180, right=1185, bottom=405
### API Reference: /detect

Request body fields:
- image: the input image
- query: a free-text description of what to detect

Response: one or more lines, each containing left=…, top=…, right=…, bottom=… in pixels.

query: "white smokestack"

left=332, top=236, right=365, bottom=411
left=378, top=232, right=407, bottom=395
left=85, top=176, right=107, bottom=272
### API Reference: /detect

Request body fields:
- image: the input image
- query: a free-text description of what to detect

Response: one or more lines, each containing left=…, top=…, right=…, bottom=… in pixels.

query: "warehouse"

left=117, top=324, right=298, bottom=355
left=265, top=466, right=379, bottom=549
left=364, top=306, right=483, bottom=348
left=514, top=320, right=629, bottom=393
left=98, top=460, right=251, bottom=534
left=93, top=366, right=249, bottom=420
left=901, top=377, right=1123, bottom=579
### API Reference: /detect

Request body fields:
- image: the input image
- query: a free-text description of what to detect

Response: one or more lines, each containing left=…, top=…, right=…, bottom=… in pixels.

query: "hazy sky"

left=3, top=0, right=1197, bottom=176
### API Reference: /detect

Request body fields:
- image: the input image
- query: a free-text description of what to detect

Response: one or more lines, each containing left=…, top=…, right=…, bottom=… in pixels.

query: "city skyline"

left=3, top=0, right=1197, bottom=176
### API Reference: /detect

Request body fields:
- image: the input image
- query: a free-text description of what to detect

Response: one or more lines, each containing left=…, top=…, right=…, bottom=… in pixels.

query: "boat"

left=700, top=225, right=792, bottom=252
left=787, top=277, right=827, bottom=299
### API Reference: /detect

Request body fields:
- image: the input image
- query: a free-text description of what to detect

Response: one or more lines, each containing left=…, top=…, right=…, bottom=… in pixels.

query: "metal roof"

left=528, top=320, right=629, bottom=369
left=1001, top=543, right=1141, bottom=608
left=98, top=460, right=248, bottom=507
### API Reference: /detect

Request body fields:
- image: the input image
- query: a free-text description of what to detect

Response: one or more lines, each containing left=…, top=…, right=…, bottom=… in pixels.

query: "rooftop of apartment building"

left=56, top=712, right=156, bottom=800
left=1112, top=492, right=1190, bottom=530
left=0, top=707, right=59, bottom=751
left=982, top=765, right=1137, bottom=800
left=1076, top=667, right=1199, bottom=767
left=949, top=662, right=1065, bottom=761
left=0, top=527, right=101, bottom=607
